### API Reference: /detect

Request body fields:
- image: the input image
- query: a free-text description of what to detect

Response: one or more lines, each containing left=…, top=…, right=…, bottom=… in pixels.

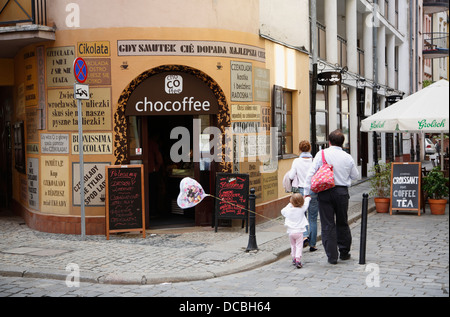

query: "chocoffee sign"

left=126, top=72, right=219, bottom=116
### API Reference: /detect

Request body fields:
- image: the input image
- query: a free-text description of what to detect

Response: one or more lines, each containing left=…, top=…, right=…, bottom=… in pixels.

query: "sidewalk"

left=0, top=161, right=441, bottom=286
left=0, top=178, right=378, bottom=285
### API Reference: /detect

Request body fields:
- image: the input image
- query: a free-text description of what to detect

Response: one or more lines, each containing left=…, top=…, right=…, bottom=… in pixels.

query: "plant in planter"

left=369, top=162, right=392, bottom=213
left=422, top=166, right=449, bottom=215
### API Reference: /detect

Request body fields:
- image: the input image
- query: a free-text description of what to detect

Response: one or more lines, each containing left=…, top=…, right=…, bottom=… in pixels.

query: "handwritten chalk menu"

left=390, top=162, right=421, bottom=216
left=105, top=165, right=146, bottom=239
left=215, top=173, right=249, bottom=231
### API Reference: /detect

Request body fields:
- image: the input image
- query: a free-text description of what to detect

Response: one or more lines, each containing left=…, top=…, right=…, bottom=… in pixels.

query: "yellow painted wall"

left=0, top=59, right=14, bottom=86
left=11, top=26, right=310, bottom=219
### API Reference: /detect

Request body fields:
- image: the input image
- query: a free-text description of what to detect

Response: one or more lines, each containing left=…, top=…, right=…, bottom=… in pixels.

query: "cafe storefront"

left=5, top=9, right=311, bottom=234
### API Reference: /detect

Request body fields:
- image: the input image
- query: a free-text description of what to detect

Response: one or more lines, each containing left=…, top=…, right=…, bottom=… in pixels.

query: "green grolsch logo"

left=417, top=119, right=446, bottom=130
left=370, top=121, right=385, bottom=130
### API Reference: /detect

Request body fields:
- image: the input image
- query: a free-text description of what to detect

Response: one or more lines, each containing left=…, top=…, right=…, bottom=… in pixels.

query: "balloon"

left=177, top=177, right=207, bottom=209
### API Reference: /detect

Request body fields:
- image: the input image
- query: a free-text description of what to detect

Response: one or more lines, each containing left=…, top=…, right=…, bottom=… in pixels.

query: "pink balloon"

left=177, top=177, right=207, bottom=209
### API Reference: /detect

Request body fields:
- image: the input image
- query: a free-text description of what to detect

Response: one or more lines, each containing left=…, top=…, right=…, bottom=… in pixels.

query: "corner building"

left=0, top=0, right=311, bottom=234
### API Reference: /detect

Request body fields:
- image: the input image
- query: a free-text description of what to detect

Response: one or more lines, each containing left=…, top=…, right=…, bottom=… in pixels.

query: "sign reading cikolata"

left=126, top=72, right=219, bottom=116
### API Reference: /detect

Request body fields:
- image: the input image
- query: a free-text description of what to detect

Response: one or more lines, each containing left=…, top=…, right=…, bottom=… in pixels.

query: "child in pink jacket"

left=281, top=193, right=311, bottom=268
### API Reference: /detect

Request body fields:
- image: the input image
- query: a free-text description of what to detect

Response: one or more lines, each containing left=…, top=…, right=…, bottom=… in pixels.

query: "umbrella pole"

left=441, top=132, right=444, bottom=171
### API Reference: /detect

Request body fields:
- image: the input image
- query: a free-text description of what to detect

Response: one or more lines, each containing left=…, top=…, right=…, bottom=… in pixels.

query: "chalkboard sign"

left=390, top=162, right=422, bottom=216
left=105, top=165, right=146, bottom=239
left=214, top=173, right=249, bottom=232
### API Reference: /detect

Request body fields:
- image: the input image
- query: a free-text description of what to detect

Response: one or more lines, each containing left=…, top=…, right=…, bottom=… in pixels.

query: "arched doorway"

left=116, top=65, right=231, bottom=228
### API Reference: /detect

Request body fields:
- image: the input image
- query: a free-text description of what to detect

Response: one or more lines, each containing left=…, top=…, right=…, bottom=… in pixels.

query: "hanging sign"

left=317, top=71, right=341, bottom=86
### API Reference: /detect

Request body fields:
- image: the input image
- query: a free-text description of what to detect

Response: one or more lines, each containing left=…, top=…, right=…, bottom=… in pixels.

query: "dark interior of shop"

left=147, top=115, right=195, bottom=228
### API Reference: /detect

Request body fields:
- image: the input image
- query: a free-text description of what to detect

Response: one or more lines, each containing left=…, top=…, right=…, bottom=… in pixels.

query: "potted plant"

left=369, top=162, right=392, bottom=213
left=422, top=166, right=449, bottom=215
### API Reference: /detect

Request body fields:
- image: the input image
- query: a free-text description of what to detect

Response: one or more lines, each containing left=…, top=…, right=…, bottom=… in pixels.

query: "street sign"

left=73, top=57, right=88, bottom=83
left=74, top=83, right=89, bottom=100
left=72, top=57, right=89, bottom=240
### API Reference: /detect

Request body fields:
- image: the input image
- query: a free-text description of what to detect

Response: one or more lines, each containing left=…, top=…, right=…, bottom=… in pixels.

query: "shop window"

left=337, top=86, right=350, bottom=154
left=315, top=84, right=328, bottom=153
left=14, top=121, right=25, bottom=174
left=273, top=85, right=293, bottom=157
left=128, top=116, right=142, bottom=161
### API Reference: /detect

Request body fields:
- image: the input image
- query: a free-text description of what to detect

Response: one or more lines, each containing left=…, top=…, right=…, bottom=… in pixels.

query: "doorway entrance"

left=119, top=65, right=230, bottom=229
left=131, top=114, right=216, bottom=229
left=0, top=87, right=13, bottom=210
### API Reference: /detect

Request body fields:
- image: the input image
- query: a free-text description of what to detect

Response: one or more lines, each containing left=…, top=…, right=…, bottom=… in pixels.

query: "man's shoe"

left=340, top=253, right=351, bottom=260
left=328, top=259, right=337, bottom=265
left=303, top=238, right=309, bottom=248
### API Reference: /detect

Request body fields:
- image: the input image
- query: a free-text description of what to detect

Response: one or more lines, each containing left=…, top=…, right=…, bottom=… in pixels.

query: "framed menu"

left=105, top=165, right=145, bottom=239
left=214, top=173, right=249, bottom=232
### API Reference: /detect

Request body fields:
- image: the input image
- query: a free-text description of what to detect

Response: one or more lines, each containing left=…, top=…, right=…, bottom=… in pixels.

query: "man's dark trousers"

left=317, top=186, right=352, bottom=262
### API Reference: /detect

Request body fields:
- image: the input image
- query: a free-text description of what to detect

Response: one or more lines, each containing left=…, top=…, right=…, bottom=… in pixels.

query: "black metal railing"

left=423, top=0, right=449, bottom=6
left=0, top=0, right=47, bottom=26
left=423, top=32, right=449, bottom=51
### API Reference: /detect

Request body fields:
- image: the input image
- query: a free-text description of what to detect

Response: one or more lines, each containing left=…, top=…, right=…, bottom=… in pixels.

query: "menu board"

left=214, top=173, right=249, bottom=232
left=105, top=165, right=145, bottom=239
left=390, top=162, right=421, bottom=216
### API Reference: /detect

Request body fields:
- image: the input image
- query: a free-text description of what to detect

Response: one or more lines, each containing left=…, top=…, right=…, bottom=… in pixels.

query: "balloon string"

left=205, top=194, right=283, bottom=224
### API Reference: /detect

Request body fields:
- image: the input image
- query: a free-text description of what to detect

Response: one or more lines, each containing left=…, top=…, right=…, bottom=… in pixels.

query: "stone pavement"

left=0, top=161, right=447, bottom=292
left=0, top=179, right=374, bottom=285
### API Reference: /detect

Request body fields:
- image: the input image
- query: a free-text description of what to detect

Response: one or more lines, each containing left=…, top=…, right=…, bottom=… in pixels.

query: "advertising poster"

left=47, top=87, right=112, bottom=131
left=73, top=162, right=109, bottom=206
left=40, top=156, right=69, bottom=214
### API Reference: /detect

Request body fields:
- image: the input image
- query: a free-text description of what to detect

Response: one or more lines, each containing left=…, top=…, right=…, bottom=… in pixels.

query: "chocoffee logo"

left=165, top=75, right=183, bottom=94
left=127, top=72, right=219, bottom=116
left=135, top=74, right=210, bottom=113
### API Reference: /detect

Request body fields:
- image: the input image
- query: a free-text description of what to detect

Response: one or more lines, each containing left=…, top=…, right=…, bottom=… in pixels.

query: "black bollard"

left=359, top=193, right=369, bottom=265
left=246, top=188, right=258, bottom=252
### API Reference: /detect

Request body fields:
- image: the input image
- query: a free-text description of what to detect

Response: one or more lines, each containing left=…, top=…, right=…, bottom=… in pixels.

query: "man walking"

left=304, top=130, right=359, bottom=264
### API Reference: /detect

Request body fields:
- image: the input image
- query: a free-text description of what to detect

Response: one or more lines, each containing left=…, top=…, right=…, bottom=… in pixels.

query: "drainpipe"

left=409, top=0, right=417, bottom=160
left=373, top=0, right=379, bottom=166
left=415, top=0, right=419, bottom=93
left=310, top=0, right=318, bottom=156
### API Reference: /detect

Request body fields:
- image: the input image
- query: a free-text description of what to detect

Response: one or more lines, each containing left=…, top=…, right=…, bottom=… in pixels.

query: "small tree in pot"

left=369, top=162, right=391, bottom=213
left=422, top=166, right=449, bottom=215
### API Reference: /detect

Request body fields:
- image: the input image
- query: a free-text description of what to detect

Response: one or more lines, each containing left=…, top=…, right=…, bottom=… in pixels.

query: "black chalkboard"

left=105, top=165, right=146, bottom=239
left=214, top=173, right=249, bottom=232
left=390, top=162, right=422, bottom=216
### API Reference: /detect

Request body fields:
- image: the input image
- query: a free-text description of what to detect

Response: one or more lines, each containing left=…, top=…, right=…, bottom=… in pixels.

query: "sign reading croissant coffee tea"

left=125, top=72, right=219, bottom=116
left=390, top=162, right=421, bottom=216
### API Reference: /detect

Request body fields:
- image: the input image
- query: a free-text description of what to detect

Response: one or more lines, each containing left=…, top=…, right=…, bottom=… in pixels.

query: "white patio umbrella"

left=361, top=79, right=449, bottom=169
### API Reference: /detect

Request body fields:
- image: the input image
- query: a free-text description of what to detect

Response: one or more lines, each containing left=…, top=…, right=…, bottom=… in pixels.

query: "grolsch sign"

left=126, top=72, right=219, bottom=116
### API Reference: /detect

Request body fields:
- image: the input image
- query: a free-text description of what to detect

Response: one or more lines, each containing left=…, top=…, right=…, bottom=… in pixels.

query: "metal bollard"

left=359, top=193, right=369, bottom=264
left=246, top=188, right=258, bottom=252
